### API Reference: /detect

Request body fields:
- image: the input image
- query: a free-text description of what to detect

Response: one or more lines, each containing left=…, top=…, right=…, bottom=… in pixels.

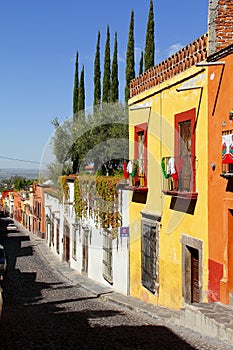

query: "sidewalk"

left=26, top=229, right=233, bottom=346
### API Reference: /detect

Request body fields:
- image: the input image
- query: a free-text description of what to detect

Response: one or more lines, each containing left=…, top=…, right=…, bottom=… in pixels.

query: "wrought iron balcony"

left=161, top=156, right=198, bottom=199
left=220, top=163, right=233, bottom=179
left=123, top=159, right=148, bottom=192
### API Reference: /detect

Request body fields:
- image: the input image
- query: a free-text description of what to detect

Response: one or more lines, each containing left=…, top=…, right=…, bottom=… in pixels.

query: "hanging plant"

left=109, top=228, right=118, bottom=240
left=74, top=177, right=85, bottom=219
left=161, top=157, right=170, bottom=179
left=58, top=175, right=69, bottom=202
left=74, top=174, right=124, bottom=229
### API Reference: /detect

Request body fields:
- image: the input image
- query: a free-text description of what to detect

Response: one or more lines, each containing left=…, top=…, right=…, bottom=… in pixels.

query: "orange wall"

left=208, top=53, right=233, bottom=302
left=33, top=185, right=50, bottom=236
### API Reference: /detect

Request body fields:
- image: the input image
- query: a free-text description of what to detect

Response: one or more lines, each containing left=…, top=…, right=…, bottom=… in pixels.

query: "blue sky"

left=0, top=0, right=208, bottom=169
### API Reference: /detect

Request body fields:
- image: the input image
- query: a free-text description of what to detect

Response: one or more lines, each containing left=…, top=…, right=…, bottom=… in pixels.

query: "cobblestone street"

left=0, top=231, right=232, bottom=350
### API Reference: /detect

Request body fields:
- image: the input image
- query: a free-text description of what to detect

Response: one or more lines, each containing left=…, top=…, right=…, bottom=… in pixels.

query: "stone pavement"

left=17, top=228, right=233, bottom=346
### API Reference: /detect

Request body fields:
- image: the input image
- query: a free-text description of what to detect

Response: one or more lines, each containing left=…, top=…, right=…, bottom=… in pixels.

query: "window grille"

left=141, top=218, right=159, bottom=294
left=102, top=230, right=113, bottom=284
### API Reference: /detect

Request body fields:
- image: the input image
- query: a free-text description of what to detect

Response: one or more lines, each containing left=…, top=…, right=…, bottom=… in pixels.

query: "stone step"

left=179, top=302, right=233, bottom=344
left=230, top=293, right=233, bottom=306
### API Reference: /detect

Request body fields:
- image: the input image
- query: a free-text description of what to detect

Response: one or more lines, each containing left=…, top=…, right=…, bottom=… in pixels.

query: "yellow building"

left=127, top=34, right=209, bottom=309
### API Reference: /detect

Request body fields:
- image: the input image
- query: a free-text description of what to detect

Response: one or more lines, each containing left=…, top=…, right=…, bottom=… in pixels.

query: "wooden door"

left=191, top=247, right=199, bottom=303
left=63, top=223, right=70, bottom=263
left=56, top=220, right=60, bottom=254
left=82, top=230, right=88, bottom=274
left=228, top=209, right=233, bottom=292
left=66, top=234, right=70, bottom=262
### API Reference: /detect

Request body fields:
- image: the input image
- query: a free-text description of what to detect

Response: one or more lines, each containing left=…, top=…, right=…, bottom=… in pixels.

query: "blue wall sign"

left=120, top=226, right=129, bottom=237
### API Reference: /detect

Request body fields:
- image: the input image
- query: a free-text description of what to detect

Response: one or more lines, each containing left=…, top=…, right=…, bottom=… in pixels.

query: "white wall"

left=45, top=184, right=130, bottom=295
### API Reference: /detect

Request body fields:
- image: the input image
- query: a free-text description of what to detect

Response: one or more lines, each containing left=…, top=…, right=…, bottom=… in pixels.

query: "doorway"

left=182, top=235, right=202, bottom=304
left=63, top=222, right=70, bottom=263
left=189, top=246, right=199, bottom=302
left=82, top=229, right=88, bottom=274
left=228, top=209, right=233, bottom=295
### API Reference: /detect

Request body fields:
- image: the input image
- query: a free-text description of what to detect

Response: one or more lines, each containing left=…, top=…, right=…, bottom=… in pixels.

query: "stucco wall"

left=129, top=64, right=209, bottom=309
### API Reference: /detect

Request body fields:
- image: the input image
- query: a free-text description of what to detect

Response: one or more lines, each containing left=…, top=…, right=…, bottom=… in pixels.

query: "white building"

left=44, top=176, right=130, bottom=295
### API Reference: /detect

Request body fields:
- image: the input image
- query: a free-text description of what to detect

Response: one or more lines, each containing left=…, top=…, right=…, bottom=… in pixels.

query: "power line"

left=0, top=155, right=41, bottom=165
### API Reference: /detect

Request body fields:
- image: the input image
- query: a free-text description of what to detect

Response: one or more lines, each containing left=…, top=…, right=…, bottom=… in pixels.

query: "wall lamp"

left=210, top=162, right=216, bottom=171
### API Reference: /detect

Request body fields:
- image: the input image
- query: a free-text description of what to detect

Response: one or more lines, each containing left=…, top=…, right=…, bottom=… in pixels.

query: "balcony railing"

left=220, top=163, right=233, bottom=179
left=124, top=159, right=148, bottom=192
left=161, top=156, right=198, bottom=199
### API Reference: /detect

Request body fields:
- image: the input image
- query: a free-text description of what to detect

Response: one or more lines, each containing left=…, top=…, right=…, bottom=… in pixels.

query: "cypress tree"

left=78, top=65, right=85, bottom=113
left=111, top=32, right=119, bottom=103
left=73, top=51, right=79, bottom=120
left=94, top=31, right=101, bottom=108
left=139, top=51, right=144, bottom=75
left=144, top=0, right=155, bottom=71
left=102, top=25, right=111, bottom=104
left=125, top=10, right=135, bottom=103
left=71, top=65, right=85, bottom=174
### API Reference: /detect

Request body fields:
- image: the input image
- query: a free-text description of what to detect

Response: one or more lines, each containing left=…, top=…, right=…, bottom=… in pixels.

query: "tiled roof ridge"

left=130, top=33, right=208, bottom=98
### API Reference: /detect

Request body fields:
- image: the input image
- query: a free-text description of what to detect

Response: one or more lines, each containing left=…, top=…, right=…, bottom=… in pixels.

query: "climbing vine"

left=73, top=174, right=123, bottom=234
left=59, top=175, right=69, bottom=202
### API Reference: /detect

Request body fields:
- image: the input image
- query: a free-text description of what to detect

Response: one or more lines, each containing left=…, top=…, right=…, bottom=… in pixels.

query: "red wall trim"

left=134, top=123, right=148, bottom=187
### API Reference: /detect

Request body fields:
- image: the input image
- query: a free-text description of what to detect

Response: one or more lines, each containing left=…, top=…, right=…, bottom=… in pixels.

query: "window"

left=134, top=123, right=148, bottom=187
left=175, top=108, right=196, bottom=193
left=141, top=216, right=159, bottom=294
left=102, top=230, right=113, bottom=284
left=221, top=130, right=233, bottom=177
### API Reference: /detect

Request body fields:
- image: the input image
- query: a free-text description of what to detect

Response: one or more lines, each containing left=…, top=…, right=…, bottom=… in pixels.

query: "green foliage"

left=69, top=65, right=86, bottom=173
left=69, top=109, right=92, bottom=173
left=52, top=117, right=73, bottom=164
left=74, top=174, right=123, bottom=230
left=102, top=26, right=111, bottom=104
left=50, top=102, right=128, bottom=180
left=78, top=65, right=85, bottom=113
left=144, top=0, right=155, bottom=71
left=13, top=177, right=34, bottom=191
left=82, top=103, right=129, bottom=174
left=51, top=116, right=59, bottom=128
left=139, top=51, right=144, bottom=75
left=73, top=51, right=79, bottom=119
left=111, top=32, right=119, bottom=103
left=94, top=31, right=101, bottom=108
left=0, top=176, right=35, bottom=192
left=125, top=10, right=135, bottom=103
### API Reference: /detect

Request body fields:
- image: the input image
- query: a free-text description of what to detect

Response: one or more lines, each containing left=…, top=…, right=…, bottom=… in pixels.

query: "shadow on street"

left=0, top=232, right=196, bottom=350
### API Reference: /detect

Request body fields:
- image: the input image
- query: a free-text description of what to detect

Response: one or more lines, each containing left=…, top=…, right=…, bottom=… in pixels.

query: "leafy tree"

left=94, top=31, right=101, bottom=108
left=111, top=32, right=119, bottom=103
left=102, top=25, right=111, bottom=104
left=78, top=103, right=129, bottom=174
left=125, top=10, right=135, bottom=103
left=51, top=118, right=72, bottom=164
left=73, top=51, right=79, bottom=121
left=139, top=51, right=144, bottom=75
left=13, top=177, right=34, bottom=191
left=0, top=176, right=35, bottom=192
left=144, top=0, right=155, bottom=71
